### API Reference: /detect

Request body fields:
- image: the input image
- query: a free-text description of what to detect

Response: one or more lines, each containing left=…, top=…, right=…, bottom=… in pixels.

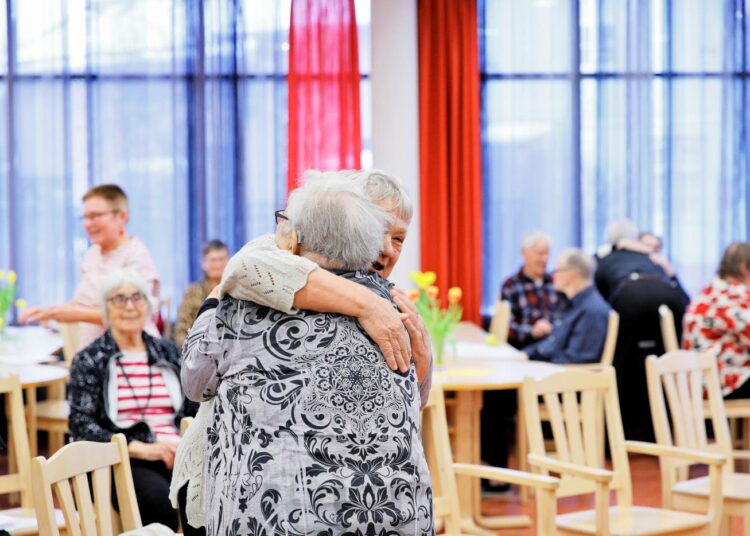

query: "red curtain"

left=287, top=0, right=361, bottom=192
left=418, top=0, right=483, bottom=325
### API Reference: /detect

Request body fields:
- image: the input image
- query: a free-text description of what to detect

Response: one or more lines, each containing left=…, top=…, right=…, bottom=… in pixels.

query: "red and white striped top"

left=115, top=351, right=180, bottom=442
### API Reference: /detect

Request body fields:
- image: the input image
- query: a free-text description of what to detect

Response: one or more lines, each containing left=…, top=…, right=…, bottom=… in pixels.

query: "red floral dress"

left=683, top=278, right=750, bottom=396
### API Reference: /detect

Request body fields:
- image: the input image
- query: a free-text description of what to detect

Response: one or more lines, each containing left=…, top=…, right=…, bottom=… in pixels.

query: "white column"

left=370, top=0, right=420, bottom=290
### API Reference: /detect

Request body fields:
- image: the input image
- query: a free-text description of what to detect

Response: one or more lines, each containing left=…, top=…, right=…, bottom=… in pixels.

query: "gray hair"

left=287, top=171, right=390, bottom=270
left=560, top=248, right=596, bottom=281
left=605, top=219, right=638, bottom=245
left=99, top=269, right=154, bottom=325
left=346, top=169, right=413, bottom=222
left=718, top=242, right=750, bottom=279
left=521, top=231, right=549, bottom=251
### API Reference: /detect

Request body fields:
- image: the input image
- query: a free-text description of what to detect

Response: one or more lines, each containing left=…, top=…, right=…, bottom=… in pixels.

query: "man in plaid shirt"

left=501, top=231, right=564, bottom=349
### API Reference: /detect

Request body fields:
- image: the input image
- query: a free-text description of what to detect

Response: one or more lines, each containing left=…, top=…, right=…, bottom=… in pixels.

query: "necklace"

left=116, top=352, right=153, bottom=423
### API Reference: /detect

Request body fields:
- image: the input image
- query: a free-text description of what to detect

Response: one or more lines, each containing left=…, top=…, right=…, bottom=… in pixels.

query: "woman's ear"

left=289, top=229, right=301, bottom=255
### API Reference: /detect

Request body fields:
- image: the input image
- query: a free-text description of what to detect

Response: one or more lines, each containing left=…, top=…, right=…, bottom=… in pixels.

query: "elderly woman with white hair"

left=180, top=174, right=432, bottom=535
left=67, top=269, right=198, bottom=532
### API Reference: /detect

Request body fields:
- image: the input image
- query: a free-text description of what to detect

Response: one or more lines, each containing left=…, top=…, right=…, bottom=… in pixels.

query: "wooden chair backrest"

left=488, top=299, right=511, bottom=344
left=600, top=310, right=620, bottom=366
left=421, top=386, right=463, bottom=535
left=646, top=351, right=732, bottom=492
left=0, top=373, right=32, bottom=509
left=60, top=322, right=83, bottom=367
left=31, top=434, right=142, bottom=536
left=523, top=367, right=632, bottom=504
left=658, top=305, right=680, bottom=353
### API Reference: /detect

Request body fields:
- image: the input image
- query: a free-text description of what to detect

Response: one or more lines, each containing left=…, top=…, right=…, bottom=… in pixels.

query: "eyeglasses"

left=274, top=210, right=288, bottom=225
left=551, top=266, right=574, bottom=274
left=108, top=292, right=147, bottom=309
left=79, top=209, right=119, bottom=222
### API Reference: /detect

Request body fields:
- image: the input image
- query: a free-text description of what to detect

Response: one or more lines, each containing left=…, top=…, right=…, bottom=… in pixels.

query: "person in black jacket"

left=68, top=269, right=198, bottom=532
left=595, top=220, right=689, bottom=439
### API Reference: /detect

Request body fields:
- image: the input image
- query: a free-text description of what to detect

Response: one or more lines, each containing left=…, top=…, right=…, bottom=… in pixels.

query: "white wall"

left=370, top=0, right=420, bottom=290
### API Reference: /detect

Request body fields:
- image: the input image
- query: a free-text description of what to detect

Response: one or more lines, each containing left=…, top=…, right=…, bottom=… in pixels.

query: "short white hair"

left=605, top=219, right=638, bottom=245
left=99, top=269, right=154, bottom=325
left=288, top=171, right=390, bottom=270
left=559, top=248, right=596, bottom=281
left=346, top=169, right=413, bottom=222
left=521, top=231, right=549, bottom=250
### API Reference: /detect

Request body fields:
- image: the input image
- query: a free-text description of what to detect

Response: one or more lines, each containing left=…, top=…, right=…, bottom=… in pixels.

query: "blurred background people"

left=500, top=231, right=564, bottom=349
left=526, top=248, right=610, bottom=364
left=19, top=184, right=160, bottom=347
left=67, top=270, right=197, bottom=532
left=684, top=243, right=750, bottom=399
left=595, top=219, right=690, bottom=439
left=173, top=240, right=229, bottom=348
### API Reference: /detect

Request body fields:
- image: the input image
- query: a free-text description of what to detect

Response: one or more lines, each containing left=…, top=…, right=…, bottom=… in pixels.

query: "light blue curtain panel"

left=479, top=0, right=750, bottom=315
left=0, top=0, right=371, bottom=310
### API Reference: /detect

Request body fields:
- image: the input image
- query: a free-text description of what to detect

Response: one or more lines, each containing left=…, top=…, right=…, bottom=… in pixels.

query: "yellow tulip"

left=426, top=286, right=439, bottom=300
left=7, top=271, right=16, bottom=284
left=0, top=317, right=4, bottom=329
left=409, top=271, right=437, bottom=289
left=448, top=287, right=462, bottom=303
left=15, top=299, right=27, bottom=310
left=407, top=289, right=420, bottom=302
left=485, top=334, right=499, bottom=346
left=0, top=271, right=5, bottom=280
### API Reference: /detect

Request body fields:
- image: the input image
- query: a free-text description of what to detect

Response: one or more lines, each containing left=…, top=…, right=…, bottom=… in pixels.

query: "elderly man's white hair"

left=521, top=231, right=549, bottom=250
left=342, top=169, right=413, bottom=222
left=99, top=269, right=154, bottom=325
left=289, top=171, right=390, bottom=271
left=605, top=219, right=638, bottom=245
left=559, top=248, right=596, bottom=281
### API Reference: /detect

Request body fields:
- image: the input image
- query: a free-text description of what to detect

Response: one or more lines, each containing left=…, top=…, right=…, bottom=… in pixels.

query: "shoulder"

left=71, top=333, right=116, bottom=377
left=144, top=333, right=180, bottom=365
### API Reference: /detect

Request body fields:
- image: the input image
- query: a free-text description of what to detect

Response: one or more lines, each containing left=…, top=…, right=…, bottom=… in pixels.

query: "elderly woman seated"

left=67, top=269, right=198, bottom=532
left=180, top=174, right=432, bottom=535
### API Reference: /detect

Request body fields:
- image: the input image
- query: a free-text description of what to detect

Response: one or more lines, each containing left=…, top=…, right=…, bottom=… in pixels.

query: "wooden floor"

left=482, top=454, right=745, bottom=535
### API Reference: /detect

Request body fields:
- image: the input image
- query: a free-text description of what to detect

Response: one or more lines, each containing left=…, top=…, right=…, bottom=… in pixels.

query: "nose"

left=381, top=236, right=395, bottom=258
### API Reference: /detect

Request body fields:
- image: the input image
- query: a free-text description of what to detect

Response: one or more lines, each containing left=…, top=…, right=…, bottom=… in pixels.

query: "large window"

left=0, top=0, right=370, bottom=309
left=480, top=0, right=750, bottom=313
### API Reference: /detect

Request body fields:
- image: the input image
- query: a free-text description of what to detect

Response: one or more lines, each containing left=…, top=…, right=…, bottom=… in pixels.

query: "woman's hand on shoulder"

left=357, top=295, right=411, bottom=374
left=128, top=440, right=178, bottom=469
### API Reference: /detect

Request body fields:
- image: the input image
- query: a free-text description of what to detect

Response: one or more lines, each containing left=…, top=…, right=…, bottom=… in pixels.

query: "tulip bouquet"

left=408, top=271, right=463, bottom=366
left=0, top=270, right=17, bottom=336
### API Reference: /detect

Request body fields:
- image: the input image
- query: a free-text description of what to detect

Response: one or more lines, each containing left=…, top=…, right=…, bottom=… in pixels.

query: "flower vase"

left=0, top=308, right=7, bottom=338
left=432, top=334, right=447, bottom=369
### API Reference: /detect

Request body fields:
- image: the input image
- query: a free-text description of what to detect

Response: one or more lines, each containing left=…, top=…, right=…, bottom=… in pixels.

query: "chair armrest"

left=560, top=363, right=606, bottom=371
left=731, top=450, right=750, bottom=459
left=527, top=453, right=613, bottom=483
left=625, top=441, right=726, bottom=466
left=453, top=463, right=559, bottom=491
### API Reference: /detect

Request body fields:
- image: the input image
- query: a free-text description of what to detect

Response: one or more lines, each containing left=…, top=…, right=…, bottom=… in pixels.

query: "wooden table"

left=435, top=322, right=561, bottom=534
left=0, top=326, right=63, bottom=365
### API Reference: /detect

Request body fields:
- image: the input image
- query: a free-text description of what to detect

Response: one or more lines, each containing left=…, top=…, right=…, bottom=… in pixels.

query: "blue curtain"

left=0, top=0, right=370, bottom=311
left=480, top=0, right=750, bottom=314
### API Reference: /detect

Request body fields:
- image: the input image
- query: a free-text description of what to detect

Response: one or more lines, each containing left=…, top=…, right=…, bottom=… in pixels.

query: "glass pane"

left=14, top=0, right=66, bottom=73
left=671, top=0, right=725, bottom=72
left=483, top=0, right=571, bottom=74
left=239, top=0, right=290, bottom=74
left=481, top=80, right=574, bottom=312
left=0, top=84, right=7, bottom=267
left=89, top=80, right=190, bottom=304
left=0, top=0, right=6, bottom=73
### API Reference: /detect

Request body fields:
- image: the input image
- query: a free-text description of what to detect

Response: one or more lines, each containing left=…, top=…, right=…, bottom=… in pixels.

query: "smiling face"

left=106, top=283, right=149, bottom=336
left=370, top=201, right=409, bottom=279
left=82, top=196, right=127, bottom=250
left=522, top=238, right=550, bottom=280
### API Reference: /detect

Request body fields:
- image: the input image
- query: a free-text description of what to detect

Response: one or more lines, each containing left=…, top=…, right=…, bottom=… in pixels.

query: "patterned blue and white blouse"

left=180, top=270, right=433, bottom=536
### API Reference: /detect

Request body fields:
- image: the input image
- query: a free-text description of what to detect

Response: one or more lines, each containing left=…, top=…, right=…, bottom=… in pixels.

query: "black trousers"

left=480, top=390, right=517, bottom=468
left=610, top=277, right=689, bottom=440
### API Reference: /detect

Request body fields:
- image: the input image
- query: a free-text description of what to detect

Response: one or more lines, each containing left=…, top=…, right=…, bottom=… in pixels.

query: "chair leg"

left=48, top=430, right=65, bottom=454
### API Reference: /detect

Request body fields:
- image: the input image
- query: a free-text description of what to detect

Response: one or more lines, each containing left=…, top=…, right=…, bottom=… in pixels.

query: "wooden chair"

left=159, top=298, right=173, bottom=340
left=523, top=366, right=726, bottom=535
left=35, top=322, right=83, bottom=455
left=660, top=305, right=750, bottom=451
left=31, top=434, right=144, bottom=536
left=422, top=385, right=559, bottom=534
left=179, top=416, right=194, bottom=436
left=488, top=299, right=511, bottom=344
left=0, top=373, right=65, bottom=534
left=646, top=350, right=750, bottom=533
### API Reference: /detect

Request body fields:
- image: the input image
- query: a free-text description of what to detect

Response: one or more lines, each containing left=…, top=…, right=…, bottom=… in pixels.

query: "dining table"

left=0, top=325, right=67, bottom=457
left=434, top=321, right=561, bottom=535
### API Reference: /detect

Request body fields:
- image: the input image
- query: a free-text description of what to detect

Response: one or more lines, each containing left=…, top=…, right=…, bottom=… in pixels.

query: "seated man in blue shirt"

left=526, top=248, right=610, bottom=364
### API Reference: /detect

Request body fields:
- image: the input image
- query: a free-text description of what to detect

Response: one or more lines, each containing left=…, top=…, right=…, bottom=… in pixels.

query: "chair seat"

left=0, top=507, right=66, bottom=535
left=556, top=505, right=709, bottom=535
left=673, top=473, right=750, bottom=500
left=36, top=399, right=69, bottom=420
